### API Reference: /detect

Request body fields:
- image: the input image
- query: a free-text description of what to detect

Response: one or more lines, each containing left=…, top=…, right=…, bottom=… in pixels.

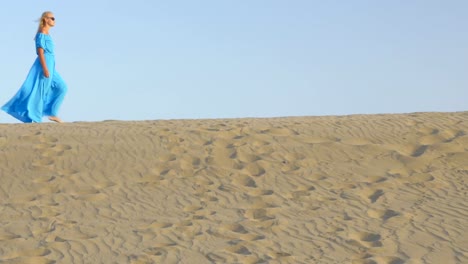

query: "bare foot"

left=48, top=116, right=63, bottom=123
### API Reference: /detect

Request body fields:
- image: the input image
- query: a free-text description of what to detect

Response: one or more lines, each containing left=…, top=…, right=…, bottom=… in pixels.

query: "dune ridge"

left=0, top=112, right=467, bottom=263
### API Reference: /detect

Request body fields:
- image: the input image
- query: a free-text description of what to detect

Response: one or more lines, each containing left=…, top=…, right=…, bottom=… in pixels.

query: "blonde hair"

left=36, top=11, right=53, bottom=36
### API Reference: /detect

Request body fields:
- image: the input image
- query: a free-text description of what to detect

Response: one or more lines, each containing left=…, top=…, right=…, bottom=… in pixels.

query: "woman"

left=2, top=11, right=67, bottom=123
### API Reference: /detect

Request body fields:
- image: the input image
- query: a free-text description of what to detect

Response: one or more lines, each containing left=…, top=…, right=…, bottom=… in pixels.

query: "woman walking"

left=2, top=11, right=67, bottom=123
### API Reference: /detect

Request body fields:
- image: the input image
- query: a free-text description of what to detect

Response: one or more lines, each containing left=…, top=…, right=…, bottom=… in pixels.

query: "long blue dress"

left=2, top=33, right=67, bottom=123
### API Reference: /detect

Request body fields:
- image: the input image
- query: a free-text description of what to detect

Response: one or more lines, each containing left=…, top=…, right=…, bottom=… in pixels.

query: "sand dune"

left=0, top=112, right=467, bottom=263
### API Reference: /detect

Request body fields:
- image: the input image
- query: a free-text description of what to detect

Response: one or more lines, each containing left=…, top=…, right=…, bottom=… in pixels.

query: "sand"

left=0, top=112, right=467, bottom=264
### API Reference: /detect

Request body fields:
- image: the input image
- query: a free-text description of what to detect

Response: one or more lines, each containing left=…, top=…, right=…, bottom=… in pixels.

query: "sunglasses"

left=47, top=17, right=55, bottom=21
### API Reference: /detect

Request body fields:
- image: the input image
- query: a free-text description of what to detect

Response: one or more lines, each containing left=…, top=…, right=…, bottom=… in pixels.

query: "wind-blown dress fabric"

left=2, top=33, right=67, bottom=123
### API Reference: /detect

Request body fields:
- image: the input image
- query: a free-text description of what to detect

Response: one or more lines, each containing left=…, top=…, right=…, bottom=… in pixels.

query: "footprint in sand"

left=30, top=205, right=61, bottom=218
left=57, top=169, right=79, bottom=177
left=365, top=189, right=384, bottom=203
left=343, top=187, right=385, bottom=204
left=370, top=190, right=384, bottom=203
left=182, top=204, right=216, bottom=221
left=219, top=243, right=268, bottom=264
left=68, top=187, right=107, bottom=202
left=142, top=236, right=177, bottom=261
left=243, top=208, right=275, bottom=221
left=31, top=220, right=57, bottom=236
left=31, top=157, right=55, bottom=167
left=221, top=223, right=248, bottom=234
left=53, top=226, right=97, bottom=242
left=19, top=131, right=42, bottom=141
left=48, top=144, right=72, bottom=156
left=0, top=230, right=21, bottom=241
left=358, top=232, right=382, bottom=246
left=232, top=174, right=257, bottom=188
left=220, top=223, right=265, bottom=242
left=406, top=173, right=435, bottom=184
left=236, top=150, right=260, bottom=163
left=387, top=143, right=429, bottom=158
left=348, top=231, right=383, bottom=248
left=353, top=255, right=404, bottom=264
left=367, top=209, right=400, bottom=221
left=374, top=256, right=405, bottom=264
left=38, top=135, right=59, bottom=143
left=20, top=248, right=52, bottom=257
left=143, top=247, right=169, bottom=257
left=33, top=175, right=56, bottom=183
left=260, top=127, right=299, bottom=136
left=242, top=162, right=266, bottom=177
left=287, top=186, right=316, bottom=199
left=246, top=189, right=274, bottom=197
left=144, top=222, right=174, bottom=230
left=196, top=209, right=217, bottom=220
left=226, top=244, right=252, bottom=255
left=39, top=148, right=61, bottom=158
left=366, top=176, right=388, bottom=184
left=206, top=253, right=227, bottom=263
left=157, top=153, right=177, bottom=162
left=411, top=145, right=428, bottom=157
left=183, top=205, right=204, bottom=213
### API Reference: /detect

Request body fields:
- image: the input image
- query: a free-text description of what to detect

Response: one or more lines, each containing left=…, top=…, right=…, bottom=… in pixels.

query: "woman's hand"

left=37, top=47, right=49, bottom=78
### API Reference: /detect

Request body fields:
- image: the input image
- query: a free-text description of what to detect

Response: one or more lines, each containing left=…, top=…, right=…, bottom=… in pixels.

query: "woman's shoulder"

left=36, top=31, right=51, bottom=37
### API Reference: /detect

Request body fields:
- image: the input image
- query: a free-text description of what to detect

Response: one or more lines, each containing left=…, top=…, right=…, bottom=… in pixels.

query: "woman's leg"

left=44, top=72, right=68, bottom=121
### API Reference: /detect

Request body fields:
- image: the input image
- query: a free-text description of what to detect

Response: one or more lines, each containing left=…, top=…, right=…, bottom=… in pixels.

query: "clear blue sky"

left=1, top=1, right=467, bottom=123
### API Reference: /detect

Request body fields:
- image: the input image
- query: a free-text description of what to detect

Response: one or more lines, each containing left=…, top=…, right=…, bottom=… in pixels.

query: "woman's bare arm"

left=37, top=47, right=49, bottom=78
